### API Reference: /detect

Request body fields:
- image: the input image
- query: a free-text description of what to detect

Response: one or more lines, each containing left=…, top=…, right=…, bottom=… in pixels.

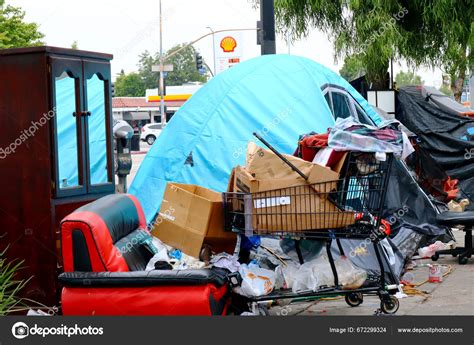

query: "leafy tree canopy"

left=116, top=44, right=208, bottom=97
left=275, top=0, right=472, bottom=99
left=115, top=72, right=146, bottom=97
left=0, top=0, right=44, bottom=49
left=138, top=44, right=207, bottom=90
left=394, top=71, right=423, bottom=88
left=339, top=55, right=365, bottom=82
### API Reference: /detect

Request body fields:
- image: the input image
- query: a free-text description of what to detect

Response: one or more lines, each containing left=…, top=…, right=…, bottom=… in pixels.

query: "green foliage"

left=71, top=40, right=78, bottom=49
left=439, top=84, right=454, bottom=97
left=0, top=245, right=28, bottom=315
left=0, top=0, right=44, bottom=49
left=275, top=0, right=472, bottom=92
left=164, top=44, right=208, bottom=86
left=138, top=50, right=159, bottom=90
left=339, top=55, right=365, bottom=81
left=137, top=45, right=207, bottom=90
left=394, top=71, right=423, bottom=87
left=116, top=44, right=208, bottom=97
left=115, top=72, right=146, bottom=97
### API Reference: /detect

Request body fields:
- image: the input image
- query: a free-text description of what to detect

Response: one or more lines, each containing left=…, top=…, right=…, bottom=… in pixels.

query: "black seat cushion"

left=436, top=211, right=474, bottom=227
left=58, top=268, right=228, bottom=287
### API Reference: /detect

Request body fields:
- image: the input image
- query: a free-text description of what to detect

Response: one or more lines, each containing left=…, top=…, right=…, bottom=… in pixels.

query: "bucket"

left=428, top=264, right=443, bottom=283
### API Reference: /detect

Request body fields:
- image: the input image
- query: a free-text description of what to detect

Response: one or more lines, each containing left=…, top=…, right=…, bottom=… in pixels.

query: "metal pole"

left=260, top=0, right=276, bottom=55
left=159, top=0, right=166, bottom=127
left=207, top=27, right=217, bottom=76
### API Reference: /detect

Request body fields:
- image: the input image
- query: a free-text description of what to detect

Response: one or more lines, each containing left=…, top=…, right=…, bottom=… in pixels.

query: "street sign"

left=152, top=64, right=174, bottom=72
left=198, top=67, right=206, bottom=75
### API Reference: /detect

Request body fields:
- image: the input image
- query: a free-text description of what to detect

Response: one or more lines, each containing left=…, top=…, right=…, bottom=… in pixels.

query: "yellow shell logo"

left=220, top=36, right=237, bottom=53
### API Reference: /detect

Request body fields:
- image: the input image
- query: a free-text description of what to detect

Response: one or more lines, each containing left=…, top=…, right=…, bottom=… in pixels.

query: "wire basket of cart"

left=223, top=139, right=400, bottom=314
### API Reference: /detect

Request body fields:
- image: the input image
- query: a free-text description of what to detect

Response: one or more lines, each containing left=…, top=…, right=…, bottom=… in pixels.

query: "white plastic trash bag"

left=290, top=255, right=367, bottom=293
left=239, top=263, right=276, bottom=297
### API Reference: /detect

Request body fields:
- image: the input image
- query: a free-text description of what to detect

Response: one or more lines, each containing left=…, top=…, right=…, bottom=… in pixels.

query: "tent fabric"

left=129, top=54, right=382, bottom=223
left=396, top=86, right=474, bottom=204
left=421, top=86, right=474, bottom=116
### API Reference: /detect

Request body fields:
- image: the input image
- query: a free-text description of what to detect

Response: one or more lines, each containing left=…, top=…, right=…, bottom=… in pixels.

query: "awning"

left=123, top=111, right=151, bottom=121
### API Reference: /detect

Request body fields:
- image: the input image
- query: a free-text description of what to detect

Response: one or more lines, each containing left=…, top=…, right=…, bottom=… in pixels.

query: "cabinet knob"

left=85, top=111, right=91, bottom=116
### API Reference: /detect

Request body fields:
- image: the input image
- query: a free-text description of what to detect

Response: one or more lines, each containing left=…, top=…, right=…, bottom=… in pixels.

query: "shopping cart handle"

left=252, top=132, right=309, bottom=181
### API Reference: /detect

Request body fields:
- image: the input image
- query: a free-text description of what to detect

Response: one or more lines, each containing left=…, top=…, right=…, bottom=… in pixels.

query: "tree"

left=394, top=71, right=423, bottom=88
left=439, top=84, right=454, bottom=97
left=164, top=44, right=207, bottom=86
left=138, top=50, right=159, bottom=90
left=137, top=44, right=207, bottom=90
left=71, top=40, right=78, bottom=49
left=339, top=55, right=365, bottom=82
left=274, top=0, right=472, bottom=98
left=0, top=0, right=44, bottom=49
left=114, top=72, right=146, bottom=97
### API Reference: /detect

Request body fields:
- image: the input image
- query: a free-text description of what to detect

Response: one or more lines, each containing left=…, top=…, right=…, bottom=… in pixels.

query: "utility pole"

left=158, top=0, right=166, bottom=127
left=207, top=27, right=217, bottom=76
left=260, top=0, right=276, bottom=55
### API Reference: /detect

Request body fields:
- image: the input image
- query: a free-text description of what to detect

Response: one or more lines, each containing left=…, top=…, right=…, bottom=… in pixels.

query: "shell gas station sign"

left=215, top=32, right=243, bottom=74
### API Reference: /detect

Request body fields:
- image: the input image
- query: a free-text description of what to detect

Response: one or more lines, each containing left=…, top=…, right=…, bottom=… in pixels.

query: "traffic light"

left=195, top=52, right=203, bottom=71
left=111, top=82, right=115, bottom=98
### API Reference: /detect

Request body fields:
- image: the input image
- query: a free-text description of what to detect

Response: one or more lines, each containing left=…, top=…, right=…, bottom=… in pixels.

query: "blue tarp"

left=129, top=54, right=382, bottom=223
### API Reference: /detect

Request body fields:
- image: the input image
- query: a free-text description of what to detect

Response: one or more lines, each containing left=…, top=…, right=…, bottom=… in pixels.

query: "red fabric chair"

left=59, top=194, right=229, bottom=315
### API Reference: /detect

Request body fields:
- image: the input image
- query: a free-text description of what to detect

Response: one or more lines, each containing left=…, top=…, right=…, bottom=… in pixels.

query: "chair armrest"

left=59, top=269, right=228, bottom=288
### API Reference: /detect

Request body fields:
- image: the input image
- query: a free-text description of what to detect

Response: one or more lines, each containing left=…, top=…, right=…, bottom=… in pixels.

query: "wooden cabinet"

left=0, top=47, right=115, bottom=306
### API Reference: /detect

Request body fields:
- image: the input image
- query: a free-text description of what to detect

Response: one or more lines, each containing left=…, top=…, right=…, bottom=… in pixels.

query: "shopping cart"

left=223, top=135, right=400, bottom=315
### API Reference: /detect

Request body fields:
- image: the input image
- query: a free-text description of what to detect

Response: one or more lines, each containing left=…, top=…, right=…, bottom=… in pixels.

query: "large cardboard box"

left=227, top=144, right=354, bottom=232
left=152, top=183, right=236, bottom=258
left=230, top=166, right=355, bottom=231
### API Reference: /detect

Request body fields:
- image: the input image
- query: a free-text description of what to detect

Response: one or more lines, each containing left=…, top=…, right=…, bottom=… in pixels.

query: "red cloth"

left=298, top=132, right=329, bottom=161
left=443, top=177, right=459, bottom=201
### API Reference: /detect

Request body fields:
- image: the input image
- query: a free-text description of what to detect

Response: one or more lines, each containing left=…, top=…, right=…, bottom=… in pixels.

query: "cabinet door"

left=50, top=57, right=87, bottom=197
left=83, top=60, right=114, bottom=194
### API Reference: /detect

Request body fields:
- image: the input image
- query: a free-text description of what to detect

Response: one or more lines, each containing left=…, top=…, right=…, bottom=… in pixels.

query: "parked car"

left=140, top=123, right=162, bottom=145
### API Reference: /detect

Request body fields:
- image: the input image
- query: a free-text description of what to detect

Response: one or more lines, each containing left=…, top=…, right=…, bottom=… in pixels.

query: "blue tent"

left=129, top=54, right=382, bottom=223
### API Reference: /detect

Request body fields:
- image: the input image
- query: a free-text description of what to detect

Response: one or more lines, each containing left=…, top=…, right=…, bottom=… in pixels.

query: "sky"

left=10, top=0, right=443, bottom=86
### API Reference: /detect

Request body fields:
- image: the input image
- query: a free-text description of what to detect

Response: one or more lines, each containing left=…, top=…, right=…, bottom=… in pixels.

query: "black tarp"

left=396, top=86, right=474, bottom=205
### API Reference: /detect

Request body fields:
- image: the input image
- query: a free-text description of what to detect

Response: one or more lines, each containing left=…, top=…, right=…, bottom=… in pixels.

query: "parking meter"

left=113, top=120, right=134, bottom=193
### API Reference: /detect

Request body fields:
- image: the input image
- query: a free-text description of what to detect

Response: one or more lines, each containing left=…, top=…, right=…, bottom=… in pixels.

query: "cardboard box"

left=246, top=141, right=318, bottom=180
left=250, top=184, right=355, bottom=231
left=152, top=183, right=236, bottom=258
left=227, top=143, right=355, bottom=232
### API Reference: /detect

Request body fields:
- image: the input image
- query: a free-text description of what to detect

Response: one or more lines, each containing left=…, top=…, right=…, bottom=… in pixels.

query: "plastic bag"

left=239, top=263, right=276, bottom=297
left=290, top=255, right=367, bottom=293
left=292, top=263, right=319, bottom=292
left=275, top=262, right=299, bottom=289
left=291, top=256, right=334, bottom=293
left=336, top=256, right=367, bottom=290
left=418, top=241, right=453, bottom=258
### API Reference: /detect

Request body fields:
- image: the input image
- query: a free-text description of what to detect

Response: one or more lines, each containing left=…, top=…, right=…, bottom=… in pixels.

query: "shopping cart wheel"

left=345, top=292, right=363, bottom=307
left=380, top=296, right=399, bottom=314
left=431, top=253, right=439, bottom=261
